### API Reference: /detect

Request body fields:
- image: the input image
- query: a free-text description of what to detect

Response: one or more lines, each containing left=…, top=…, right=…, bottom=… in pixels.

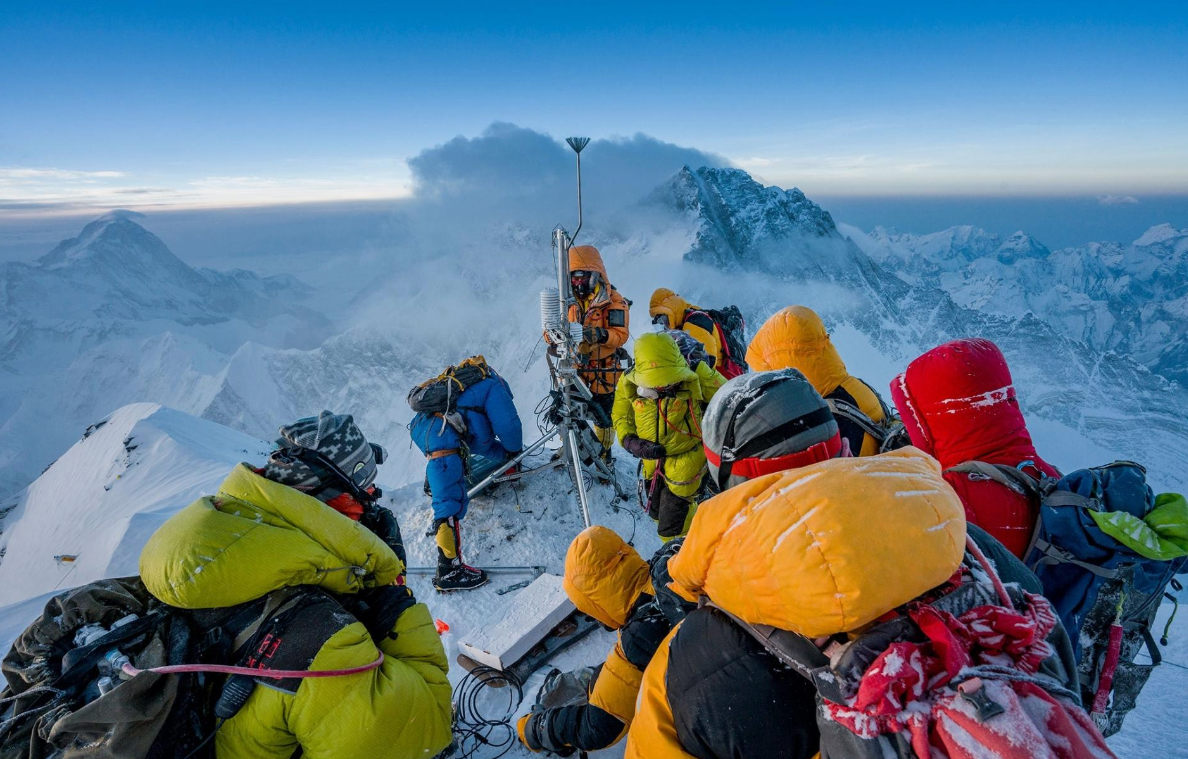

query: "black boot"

left=433, top=558, right=489, bottom=592
left=431, top=517, right=488, bottom=592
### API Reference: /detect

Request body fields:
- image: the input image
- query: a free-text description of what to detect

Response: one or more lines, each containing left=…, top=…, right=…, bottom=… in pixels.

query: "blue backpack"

left=947, top=460, right=1188, bottom=736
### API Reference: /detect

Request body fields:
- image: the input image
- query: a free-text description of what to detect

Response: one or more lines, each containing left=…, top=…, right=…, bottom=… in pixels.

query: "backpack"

left=827, top=385, right=908, bottom=454
left=686, top=307, right=747, bottom=379
left=945, top=459, right=1188, bottom=736
left=1, top=579, right=336, bottom=759
left=718, top=537, right=1117, bottom=759
left=407, top=356, right=493, bottom=416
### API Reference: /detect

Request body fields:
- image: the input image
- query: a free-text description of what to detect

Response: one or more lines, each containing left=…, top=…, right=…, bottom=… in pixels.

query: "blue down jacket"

left=410, top=375, right=523, bottom=520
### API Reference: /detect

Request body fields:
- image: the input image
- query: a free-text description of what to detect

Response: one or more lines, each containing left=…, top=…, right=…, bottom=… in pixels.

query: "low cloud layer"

left=1098, top=194, right=1140, bottom=206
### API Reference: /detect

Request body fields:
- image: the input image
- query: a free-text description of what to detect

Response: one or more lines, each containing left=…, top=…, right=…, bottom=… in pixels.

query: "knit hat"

left=703, top=369, right=842, bottom=491
left=262, top=411, right=385, bottom=502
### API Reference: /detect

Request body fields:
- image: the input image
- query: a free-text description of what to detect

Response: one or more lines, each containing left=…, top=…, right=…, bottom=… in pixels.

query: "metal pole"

left=567, top=428, right=593, bottom=528
left=404, top=565, right=545, bottom=577
left=465, top=427, right=561, bottom=498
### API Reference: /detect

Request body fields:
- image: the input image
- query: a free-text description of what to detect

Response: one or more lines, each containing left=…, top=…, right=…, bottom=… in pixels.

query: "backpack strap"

left=701, top=601, right=828, bottom=681
left=1029, top=538, right=1121, bottom=579
left=946, top=461, right=1043, bottom=500
left=826, top=399, right=887, bottom=443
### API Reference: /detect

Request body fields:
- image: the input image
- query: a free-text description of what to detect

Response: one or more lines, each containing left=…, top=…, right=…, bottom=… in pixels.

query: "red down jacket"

left=890, top=338, right=1059, bottom=558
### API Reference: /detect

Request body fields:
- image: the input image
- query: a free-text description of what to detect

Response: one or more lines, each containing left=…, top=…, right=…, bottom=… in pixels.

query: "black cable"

left=180, top=718, right=224, bottom=759
left=451, top=667, right=525, bottom=759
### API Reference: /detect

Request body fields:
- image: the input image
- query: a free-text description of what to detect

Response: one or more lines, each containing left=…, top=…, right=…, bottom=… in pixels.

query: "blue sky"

left=1, top=2, right=1186, bottom=214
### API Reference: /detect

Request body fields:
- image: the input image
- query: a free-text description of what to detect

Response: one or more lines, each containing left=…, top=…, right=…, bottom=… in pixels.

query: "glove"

left=350, top=584, right=417, bottom=642
left=361, top=503, right=407, bottom=568
left=582, top=326, right=609, bottom=345
left=516, top=712, right=575, bottom=757
left=622, top=434, right=666, bottom=460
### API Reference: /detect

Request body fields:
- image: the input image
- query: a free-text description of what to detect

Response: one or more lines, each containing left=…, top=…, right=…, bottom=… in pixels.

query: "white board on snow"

left=458, top=573, right=574, bottom=671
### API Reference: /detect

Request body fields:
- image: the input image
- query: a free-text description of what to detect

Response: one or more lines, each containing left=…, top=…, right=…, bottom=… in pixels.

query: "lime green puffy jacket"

left=139, top=464, right=453, bottom=759
left=612, top=333, right=725, bottom=498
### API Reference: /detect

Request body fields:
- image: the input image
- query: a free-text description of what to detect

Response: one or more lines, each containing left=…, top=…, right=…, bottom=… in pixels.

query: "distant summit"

left=652, top=166, right=850, bottom=272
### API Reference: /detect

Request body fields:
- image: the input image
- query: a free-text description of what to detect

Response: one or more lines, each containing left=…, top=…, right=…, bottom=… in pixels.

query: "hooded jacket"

left=649, top=289, right=722, bottom=369
left=746, top=306, right=887, bottom=456
left=409, top=374, right=523, bottom=521
left=890, top=338, right=1060, bottom=557
left=613, top=333, right=725, bottom=499
left=523, top=528, right=680, bottom=753
left=138, top=465, right=453, bottom=759
left=562, top=245, right=630, bottom=395
left=626, top=449, right=968, bottom=759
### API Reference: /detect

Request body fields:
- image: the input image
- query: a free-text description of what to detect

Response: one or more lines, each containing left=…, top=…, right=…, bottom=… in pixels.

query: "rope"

left=122, top=652, right=384, bottom=680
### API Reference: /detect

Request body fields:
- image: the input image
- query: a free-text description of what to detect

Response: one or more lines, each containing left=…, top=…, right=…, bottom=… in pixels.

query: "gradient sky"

left=1, top=2, right=1186, bottom=214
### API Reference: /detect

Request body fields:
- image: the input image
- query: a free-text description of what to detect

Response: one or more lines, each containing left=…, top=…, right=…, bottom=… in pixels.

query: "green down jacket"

left=138, top=464, right=453, bottom=759
left=613, top=333, right=726, bottom=498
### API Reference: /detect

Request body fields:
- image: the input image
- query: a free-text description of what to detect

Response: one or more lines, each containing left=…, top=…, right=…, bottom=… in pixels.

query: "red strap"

left=705, top=432, right=841, bottom=479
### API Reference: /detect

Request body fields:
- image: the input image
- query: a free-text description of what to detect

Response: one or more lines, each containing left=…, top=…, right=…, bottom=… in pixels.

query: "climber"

left=613, top=332, right=725, bottom=540
left=702, top=368, right=848, bottom=491
left=890, top=337, right=1061, bottom=557
left=517, top=527, right=694, bottom=755
left=547, top=244, right=630, bottom=463
left=625, top=449, right=1096, bottom=759
left=137, top=411, right=453, bottom=759
left=649, top=288, right=747, bottom=378
left=410, top=363, right=523, bottom=591
left=746, top=305, right=892, bottom=455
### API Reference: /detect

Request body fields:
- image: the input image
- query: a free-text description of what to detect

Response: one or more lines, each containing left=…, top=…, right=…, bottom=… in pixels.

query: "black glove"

left=517, top=711, right=576, bottom=757
left=361, top=502, right=407, bottom=568
left=622, top=434, right=666, bottom=460
left=582, top=326, right=609, bottom=345
left=349, top=584, right=417, bottom=642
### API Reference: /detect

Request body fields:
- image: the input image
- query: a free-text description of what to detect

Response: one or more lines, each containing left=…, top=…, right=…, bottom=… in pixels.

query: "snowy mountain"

left=847, top=221, right=1188, bottom=385
left=0, top=403, right=273, bottom=608
left=0, top=212, right=334, bottom=495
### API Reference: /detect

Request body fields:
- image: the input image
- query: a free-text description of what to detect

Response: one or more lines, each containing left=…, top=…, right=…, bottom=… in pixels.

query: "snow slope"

left=0, top=403, right=272, bottom=606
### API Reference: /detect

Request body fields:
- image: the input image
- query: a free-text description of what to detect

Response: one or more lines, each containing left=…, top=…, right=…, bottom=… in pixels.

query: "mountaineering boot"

left=434, top=559, right=489, bottom=592
left=432, top=516, right=488, bottom=592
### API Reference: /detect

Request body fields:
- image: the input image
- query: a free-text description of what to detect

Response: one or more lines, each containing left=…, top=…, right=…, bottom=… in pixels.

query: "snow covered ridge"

left=0, top=403, right=272, bottom=608
left=845, top=222, right=1188, bottom=386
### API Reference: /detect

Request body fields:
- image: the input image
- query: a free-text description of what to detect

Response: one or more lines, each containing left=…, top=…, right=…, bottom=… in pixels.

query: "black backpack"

left=1, top=579, right=333, bottom=759
left=407, top=356, right=493, bottom=416
left=687, top=307, right=747, bottom=378
left=826, top=381, right=908, bottom=454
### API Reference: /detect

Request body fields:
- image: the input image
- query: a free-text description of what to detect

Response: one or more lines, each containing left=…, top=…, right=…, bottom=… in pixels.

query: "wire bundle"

left=450, top=666, right=525, bottom=759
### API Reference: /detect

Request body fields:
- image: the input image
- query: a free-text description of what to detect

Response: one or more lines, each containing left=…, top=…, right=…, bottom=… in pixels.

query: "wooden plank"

left=458, top=573, right=575, bottom=671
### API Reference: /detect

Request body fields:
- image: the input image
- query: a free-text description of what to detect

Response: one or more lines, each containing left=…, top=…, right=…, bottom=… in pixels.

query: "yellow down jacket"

left=139, top=464, right=453, bottom=759
left=613, top=333, right=725, bottom=498
left=746, top=305, right=887, bottom=455
left=564, top=526, right=654, bottom=727
left=625, top=449, right=967, bottom=759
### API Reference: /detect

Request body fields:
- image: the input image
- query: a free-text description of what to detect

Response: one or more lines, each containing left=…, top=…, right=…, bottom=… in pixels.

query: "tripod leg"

left=566, top=428, right=593, bottom=528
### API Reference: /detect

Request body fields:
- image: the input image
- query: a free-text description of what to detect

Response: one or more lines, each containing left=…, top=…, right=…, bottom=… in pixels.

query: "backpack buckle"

left=958, top=677, right=1005, bottom=722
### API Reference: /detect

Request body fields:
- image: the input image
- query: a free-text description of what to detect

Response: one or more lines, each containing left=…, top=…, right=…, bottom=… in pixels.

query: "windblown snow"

left=0, top=156, right=1185, bottom=757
